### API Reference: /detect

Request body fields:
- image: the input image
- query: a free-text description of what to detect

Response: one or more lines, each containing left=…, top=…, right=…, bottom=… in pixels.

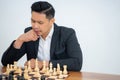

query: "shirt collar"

left=40, top=24, right=54, bottom=40
left=47, top=24, right=54, bottom=39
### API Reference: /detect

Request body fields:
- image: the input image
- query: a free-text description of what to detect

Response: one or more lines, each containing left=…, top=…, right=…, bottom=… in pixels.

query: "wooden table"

left=66, top=71, right=120, bottom=80
left=1, top=66, right=120, bottom=80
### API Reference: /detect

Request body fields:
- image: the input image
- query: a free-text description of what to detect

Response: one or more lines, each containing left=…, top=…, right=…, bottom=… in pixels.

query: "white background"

left=0, top=0, right=120, bottom=74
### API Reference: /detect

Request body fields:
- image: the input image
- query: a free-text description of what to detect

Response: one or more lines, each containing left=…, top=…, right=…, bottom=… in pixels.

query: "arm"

left=50, top=28, right=83, bottom=71
left=1, top=28, right=39, bottom=66
left=1, top=41, right=26, bottom=66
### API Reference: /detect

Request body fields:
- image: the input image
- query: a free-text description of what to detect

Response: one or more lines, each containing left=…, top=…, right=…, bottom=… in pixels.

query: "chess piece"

left=59, top=70, right=64, bottom=79
left=48, top=75, right=57, bottom=79
left=17, top=75, right=25, bottom=80
left=52, top=68, right=57, bottom=76
left=13, top=61, right=17, bottom=70
left=9, top=65, right=13, bottom=71
left=33, top=59, right=41, bottom=78
left=34, top=59, right=39, bottom=72
left=33, top=67, right=41, bottom=78
left=41, top=61, right=46, bottom=73
left=28, top=60, right=35, bottom=75
left=63, top=65, right=68, bottom=75
left=44, top=67, right=50, bottom=76
left=24, top=69, right=31, bottom=79
left=14, top=67, right=22, bottom=74
left=33, top=71, right=41, bottom=78
left=5, top=64, right=10, bottom=75
left=57, top=63, right=60, bottom=74
left=28, top=61, right=32, bottom=72
left=49, top=62, right=53, bottom=73
left=8, top=74, right=13, bottom=80
left=24, top=66, right=28, bottom=73
left=13, top=75, right=17, bottom=80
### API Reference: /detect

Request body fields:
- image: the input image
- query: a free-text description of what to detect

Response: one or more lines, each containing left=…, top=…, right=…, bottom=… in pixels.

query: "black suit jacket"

left=1, top=23, right=82, bottom=71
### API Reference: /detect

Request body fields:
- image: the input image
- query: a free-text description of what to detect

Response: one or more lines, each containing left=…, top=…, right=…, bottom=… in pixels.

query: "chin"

left=37, top=33, right=42, bottom=36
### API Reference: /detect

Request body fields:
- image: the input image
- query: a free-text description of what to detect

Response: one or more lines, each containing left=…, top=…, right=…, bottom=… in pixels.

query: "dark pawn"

left=17, top=75, right=25, bottom=80
left=41, top=75, right=46, bottom=80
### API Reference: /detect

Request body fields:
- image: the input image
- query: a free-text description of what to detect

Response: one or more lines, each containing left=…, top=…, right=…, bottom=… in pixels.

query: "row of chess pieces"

left=3, top=59, right=68, bottom=80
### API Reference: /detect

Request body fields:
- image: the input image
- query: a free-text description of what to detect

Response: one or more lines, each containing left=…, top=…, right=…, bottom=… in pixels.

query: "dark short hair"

left=31, top=1, right=55, bottom=20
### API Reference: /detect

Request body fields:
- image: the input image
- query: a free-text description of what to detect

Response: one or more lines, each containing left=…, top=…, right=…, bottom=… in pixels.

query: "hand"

left=17, top=29, right=39, bottom=42
left=14, top=29, right=39, bottom=49
left=24, top=58, right=43, bottom=69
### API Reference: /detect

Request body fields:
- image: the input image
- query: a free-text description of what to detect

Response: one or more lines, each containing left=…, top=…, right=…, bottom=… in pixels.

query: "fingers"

left=18, top=29, right=39, bottom=42
left=24, top=59, right=43, bottom=69
left=24, top=59, right=35, bottom=69
left=30, top=59, right=36, bottom=69
left=38, top=61, right=43, bottom=69
left=25, top=30, right=38, bottom=41
left=30, top=30, right=39, bottom=39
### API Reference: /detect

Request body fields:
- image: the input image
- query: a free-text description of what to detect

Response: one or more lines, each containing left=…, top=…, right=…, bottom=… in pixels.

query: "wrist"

left=13, top=38, right=24, bottom=49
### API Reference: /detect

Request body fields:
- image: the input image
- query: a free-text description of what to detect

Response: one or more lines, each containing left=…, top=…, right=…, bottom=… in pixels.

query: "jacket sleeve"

left=1, top=27, right=32, bottom=66
left=50, top=28, right=83, bottom=71
left=1, top=41, right=26, bottom=66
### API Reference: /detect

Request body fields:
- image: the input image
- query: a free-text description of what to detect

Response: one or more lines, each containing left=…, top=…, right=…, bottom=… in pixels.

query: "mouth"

left=34, top=30, right=42, bottom=36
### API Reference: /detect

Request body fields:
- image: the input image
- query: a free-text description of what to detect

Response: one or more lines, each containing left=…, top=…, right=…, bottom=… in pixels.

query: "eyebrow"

left=31, top=18, right=43, bottom=23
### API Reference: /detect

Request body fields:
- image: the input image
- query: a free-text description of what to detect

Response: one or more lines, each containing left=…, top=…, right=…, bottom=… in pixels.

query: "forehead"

left=31, top=11, right=47, bottom=21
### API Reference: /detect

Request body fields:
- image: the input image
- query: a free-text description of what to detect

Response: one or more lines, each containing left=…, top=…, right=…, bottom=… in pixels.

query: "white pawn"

left=45, top=67, right=50, bottom=76
left=34, top=59, right=39, bottom=72
left=59, top=70, right=64, bottom=79
left=5, top=64, right=10, bottom=75
left=24, top=66, right=30, bottom=79
left=57, top=63, right=60, bottom=74
left=33, top=71, right=41, bottom=78
left=49, top=62, right=53, bottom=73
left=52, top=68, right=57, bottom=76
left=33, top=68, right=41, bottom=78
left=24, top=66, right=28, bottom=73
left=24, top=71, right=31, bottom=79
left=41, top=60, right=46, bottom=73
left=14, top=67, right=22, bottom=74
left=13, top=61, right=17, bottom=70
left=63, top=65, right=68, bottom=75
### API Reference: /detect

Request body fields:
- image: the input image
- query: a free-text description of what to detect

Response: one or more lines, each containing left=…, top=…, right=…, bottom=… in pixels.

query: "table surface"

left=0, top=66, right=120, bottom=80
left=66, top=71, right=120, bottom=80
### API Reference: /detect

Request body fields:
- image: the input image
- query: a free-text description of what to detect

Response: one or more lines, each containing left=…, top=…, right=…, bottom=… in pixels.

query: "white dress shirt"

left=37, top=25, right=54, bottom=61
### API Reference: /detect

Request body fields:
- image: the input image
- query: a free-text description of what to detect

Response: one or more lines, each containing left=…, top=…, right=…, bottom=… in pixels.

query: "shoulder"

left=24, top=27, right=32, bottom=33
left=54, top=24, right=76, bottom=41
left=55, top=24, right=76, bottom=36
left=60, top=26, right=75, bottom=34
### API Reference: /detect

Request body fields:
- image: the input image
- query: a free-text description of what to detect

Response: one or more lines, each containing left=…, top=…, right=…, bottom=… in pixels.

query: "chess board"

left=1, top=60, right=68, bottom=80
left=1, top=70, right=68, bottom=80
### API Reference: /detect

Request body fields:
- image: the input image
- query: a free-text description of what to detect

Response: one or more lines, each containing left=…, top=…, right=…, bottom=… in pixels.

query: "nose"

left=33, top=22, right=39, bottom=29
left=35, top=22, right=38, bottom=28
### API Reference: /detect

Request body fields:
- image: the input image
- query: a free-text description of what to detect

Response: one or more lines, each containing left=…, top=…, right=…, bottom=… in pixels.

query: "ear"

left=50, top=18, right=55, bottom=23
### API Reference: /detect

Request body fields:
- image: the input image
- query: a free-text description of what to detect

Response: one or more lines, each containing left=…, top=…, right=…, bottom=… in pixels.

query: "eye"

left=38, top=21, right=44, bottom=24
left=31, top=19, right=35, bottom=23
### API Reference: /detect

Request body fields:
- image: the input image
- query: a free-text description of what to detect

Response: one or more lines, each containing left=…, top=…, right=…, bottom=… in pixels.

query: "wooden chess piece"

left=49, top=62, right=53, bottom=73
left=53, top=68, right=57, bottom=76
left=63, top=65, right=68, bottom=75
left=57, top=63, right=60, bottom=74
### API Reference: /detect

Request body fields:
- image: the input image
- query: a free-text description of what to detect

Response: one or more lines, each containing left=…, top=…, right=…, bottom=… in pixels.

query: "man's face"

left=31, top=11, right=55, bottom=38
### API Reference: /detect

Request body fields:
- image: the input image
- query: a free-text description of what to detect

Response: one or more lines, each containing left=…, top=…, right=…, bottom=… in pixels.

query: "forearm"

left=1, top=41, right=20, bottom=66
left=14, top=38, right=24, bottom=49
left=1, top=40, right=26, bottom=66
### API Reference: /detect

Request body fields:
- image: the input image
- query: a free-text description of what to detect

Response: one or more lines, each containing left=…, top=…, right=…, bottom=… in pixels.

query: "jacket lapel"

left=33, top=23, right=59, bottom=59
left=34, top=38, right=40, bottom=58
left=50, top=24, right=59, bottom=59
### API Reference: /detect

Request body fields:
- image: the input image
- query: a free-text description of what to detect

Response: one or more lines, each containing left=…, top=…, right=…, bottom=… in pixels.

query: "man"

left=1, top=1, right=82, bottom=71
